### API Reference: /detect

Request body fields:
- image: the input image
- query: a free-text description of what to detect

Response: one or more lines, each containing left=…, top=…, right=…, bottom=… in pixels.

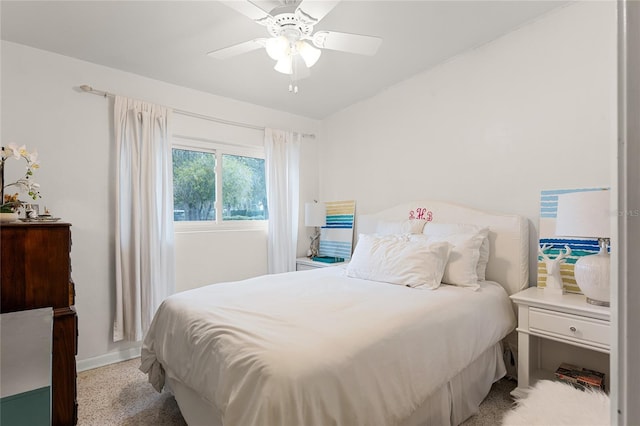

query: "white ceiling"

left=1, top=1, right=567, bottom=119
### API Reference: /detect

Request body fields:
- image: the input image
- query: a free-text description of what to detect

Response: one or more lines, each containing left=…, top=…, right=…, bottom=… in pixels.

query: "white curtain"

left=113, top=96, right=175, bottom=342
left=265, top=128, right=301, bottom=274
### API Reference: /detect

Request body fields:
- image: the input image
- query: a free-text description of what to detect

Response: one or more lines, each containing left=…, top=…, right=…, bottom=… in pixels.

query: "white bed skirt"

left=166, top=342, right=506, bottom=426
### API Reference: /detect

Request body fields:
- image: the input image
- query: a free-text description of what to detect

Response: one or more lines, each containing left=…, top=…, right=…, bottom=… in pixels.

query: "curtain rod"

left=78, top=84, right=316, bottom=139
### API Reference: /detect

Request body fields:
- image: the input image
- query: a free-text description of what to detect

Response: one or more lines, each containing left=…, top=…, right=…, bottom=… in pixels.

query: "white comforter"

left=141, top=266, right=515, bottom=426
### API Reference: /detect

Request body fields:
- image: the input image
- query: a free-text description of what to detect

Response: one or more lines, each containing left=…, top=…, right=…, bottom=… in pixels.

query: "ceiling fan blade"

left=220, top=1, right=273, bottom=25
left=252, top=0, right=287, bottom=14
left=295, top=0, right=341, bottom=25
left=207, top=39, right=267, bottom=59
left=312, top=30, right=382, bottom=56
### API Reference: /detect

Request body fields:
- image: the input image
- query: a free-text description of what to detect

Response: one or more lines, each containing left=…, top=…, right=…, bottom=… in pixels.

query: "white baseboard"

left=76, top=345, right=141, bottom=372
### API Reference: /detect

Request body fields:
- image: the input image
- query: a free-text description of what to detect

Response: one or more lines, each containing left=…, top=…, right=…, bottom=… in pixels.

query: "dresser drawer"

left=529, top=307, right=609, bottom=349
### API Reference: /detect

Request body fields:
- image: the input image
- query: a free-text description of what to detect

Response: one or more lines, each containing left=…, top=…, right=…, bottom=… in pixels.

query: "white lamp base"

left=574, top=243, right=610, bottom=307
left=308, top=226, right=321, bottom=258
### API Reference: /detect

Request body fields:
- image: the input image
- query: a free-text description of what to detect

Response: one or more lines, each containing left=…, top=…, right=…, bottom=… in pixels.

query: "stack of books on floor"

left=554, top=363, right=605, bottom=391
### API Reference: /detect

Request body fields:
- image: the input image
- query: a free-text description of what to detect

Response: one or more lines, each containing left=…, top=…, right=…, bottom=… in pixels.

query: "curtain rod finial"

left=80, top=84, right=92, bottom=92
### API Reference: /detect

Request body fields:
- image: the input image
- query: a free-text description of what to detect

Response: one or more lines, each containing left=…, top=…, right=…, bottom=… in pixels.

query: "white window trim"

left=174, top=220, right=268, bottom=233
left=172, top=135, right=267, bottom=232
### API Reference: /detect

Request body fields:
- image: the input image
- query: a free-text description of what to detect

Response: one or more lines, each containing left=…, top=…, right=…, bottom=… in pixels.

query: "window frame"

left=172, top=136, right=267, bottom=232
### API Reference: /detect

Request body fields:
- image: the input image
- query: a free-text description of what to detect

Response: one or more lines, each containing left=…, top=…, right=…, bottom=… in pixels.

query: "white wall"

left=1, top=41, right=320, bottom=367
left=320, top=2, right=617, bottom=282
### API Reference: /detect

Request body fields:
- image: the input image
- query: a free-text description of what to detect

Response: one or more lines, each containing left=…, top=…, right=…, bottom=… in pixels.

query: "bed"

left=141, top=200, right=529, bottom=425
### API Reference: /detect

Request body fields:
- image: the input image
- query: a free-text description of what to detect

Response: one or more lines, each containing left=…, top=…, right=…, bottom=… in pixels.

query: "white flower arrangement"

left=1, top=143, right=41, bottom=213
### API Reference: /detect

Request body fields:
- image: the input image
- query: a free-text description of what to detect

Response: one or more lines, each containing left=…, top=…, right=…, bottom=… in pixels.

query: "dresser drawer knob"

left=570, top=326, right=577, bottom=332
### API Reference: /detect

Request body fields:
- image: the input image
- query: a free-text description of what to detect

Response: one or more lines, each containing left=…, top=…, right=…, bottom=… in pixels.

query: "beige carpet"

left=78, top=357, right=516, bottom=425
left=461, top=377, right=518, bottom=425
left=78, top=358, right=186, bottom=426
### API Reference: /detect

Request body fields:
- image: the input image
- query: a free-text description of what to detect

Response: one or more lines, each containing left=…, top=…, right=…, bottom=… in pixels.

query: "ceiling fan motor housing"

left=268, top=13, right=315, bottom=41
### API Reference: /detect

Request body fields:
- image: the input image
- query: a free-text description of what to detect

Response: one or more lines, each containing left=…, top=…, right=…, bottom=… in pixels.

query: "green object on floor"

left=0, top=386, right=51, bottom=426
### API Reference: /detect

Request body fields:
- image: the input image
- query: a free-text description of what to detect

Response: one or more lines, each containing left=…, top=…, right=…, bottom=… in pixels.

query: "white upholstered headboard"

left=357, top=201, right=529, bottom=295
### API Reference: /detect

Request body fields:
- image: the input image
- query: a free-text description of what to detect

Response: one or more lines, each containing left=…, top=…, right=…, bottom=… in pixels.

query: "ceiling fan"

left=208, top=0, right=383, bottom=92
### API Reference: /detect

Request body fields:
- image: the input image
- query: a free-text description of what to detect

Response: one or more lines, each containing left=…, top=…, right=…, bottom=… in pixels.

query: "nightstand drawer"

left=296, top=258, right=347, bottom=271
left=529, top=307, right=609, bottom=348
left=296, top=263, right=317, bottom=271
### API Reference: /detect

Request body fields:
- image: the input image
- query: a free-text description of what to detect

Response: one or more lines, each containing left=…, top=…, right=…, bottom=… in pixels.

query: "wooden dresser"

left=1, top=222, right=78, bottom=425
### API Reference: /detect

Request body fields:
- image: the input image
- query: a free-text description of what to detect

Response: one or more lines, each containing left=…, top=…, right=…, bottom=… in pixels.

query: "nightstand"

left=296, top=257, right=347, bottom=271
left=510, top=287, right=610, bottom=398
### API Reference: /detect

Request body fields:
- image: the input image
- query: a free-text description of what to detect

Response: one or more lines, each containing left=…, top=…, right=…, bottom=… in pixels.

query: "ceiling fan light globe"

left=266, top=36, right=289, bottom=60
left=297, top=41, right=321, bottom=68
left=274, top=56, right=293, bottom=75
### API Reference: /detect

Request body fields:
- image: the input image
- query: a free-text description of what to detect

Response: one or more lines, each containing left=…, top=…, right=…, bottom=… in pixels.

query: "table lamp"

left=305, top=201, right=326, bottom=258
left=555, top=189, right=611, bottom=306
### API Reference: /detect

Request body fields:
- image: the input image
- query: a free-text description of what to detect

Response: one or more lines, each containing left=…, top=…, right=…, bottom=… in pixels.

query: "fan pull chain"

left=289, top=66, right=299, bottom=94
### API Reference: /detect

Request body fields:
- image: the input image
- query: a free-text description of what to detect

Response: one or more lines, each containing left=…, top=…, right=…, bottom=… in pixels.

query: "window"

left=173, top=148, right=216, bottom=221
left=221, top=154, right=267, bottom=221
left=172, top=140, right=267, bottom=225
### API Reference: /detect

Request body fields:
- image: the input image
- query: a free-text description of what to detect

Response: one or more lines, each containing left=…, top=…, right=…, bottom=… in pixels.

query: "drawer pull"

left=570, top=326, right=577, bottom=332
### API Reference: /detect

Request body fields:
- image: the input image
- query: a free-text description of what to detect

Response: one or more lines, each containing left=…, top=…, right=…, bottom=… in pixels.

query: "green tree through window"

left=172, top=148, right=267, bottom=222
left=173, top=148, right=215, bottom=221
left=222, top=154, right=267, bottom=220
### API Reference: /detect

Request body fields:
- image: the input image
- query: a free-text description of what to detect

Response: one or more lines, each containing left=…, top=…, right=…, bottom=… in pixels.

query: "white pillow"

left=346, top=234, right=451, bottom=289
left=415, top=231, right=488, bottom=290
left=375, top=219, right=427, bottom=235
left=423, top=223, right=490, bottom=281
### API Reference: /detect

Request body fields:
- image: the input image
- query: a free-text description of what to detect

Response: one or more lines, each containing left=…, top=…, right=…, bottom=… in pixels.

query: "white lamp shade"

left=266, top=36, right=289, bottom=60
left=305, top=202, right=326, bottom=227
left=296, top=41, right=321, bottom=68
left=555, top=189, right=610, bottom=238
left=274, top=56, right=293, bottom=74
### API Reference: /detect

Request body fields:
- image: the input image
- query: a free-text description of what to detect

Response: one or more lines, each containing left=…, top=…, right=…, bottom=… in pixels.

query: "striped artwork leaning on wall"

left=318, top=200, right=356, bottom=260
left=538, top=188, right=608, bottom=293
